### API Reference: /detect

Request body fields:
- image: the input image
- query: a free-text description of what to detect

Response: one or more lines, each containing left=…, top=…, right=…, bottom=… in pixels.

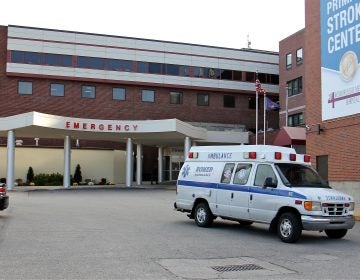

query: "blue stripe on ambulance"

left=177, top=180, right=307, bottom=199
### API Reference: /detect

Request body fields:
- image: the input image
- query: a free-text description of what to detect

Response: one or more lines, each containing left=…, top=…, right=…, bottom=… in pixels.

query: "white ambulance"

left=174, top=145, right=355, bottom=243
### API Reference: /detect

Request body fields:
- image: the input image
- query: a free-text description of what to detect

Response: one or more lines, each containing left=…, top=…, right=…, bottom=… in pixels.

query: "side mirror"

left=264, top=177, right=277, bottom=188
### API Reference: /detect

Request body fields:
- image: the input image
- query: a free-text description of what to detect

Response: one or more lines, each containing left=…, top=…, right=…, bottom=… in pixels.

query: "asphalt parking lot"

left=1, top=187, right=359, bottom=279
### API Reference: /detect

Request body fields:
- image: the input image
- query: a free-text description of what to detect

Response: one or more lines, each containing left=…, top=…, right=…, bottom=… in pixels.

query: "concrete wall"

left=0, top=147, right=126, bottom=184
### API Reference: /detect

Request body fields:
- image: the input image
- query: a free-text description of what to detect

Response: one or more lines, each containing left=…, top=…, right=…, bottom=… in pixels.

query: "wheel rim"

left=196, top=207, right=206, bottom=223
left=280, top=218, right=292, bottom=238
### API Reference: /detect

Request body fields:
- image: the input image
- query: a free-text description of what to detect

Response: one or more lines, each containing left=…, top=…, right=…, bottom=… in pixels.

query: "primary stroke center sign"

left=321, top=0, right=360, bottom=120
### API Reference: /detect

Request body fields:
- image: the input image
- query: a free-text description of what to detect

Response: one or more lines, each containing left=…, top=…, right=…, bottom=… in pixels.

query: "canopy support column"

left=126, top=138, right=133, bottom=187
left=63, top=136, right=71, bottom=188
left=6, top=130, right=15, bottom=190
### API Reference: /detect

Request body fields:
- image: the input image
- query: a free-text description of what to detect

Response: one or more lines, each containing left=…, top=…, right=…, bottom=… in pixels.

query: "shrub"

left=27, top=166, right=34, bottom=184
left=34, top=173, right=63, bottom=186
left=73, top=164, right=82, bottom=184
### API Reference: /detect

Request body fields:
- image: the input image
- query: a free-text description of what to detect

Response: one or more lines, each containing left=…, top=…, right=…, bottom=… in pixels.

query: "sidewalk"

left=9, top=181, right=177, bottom=192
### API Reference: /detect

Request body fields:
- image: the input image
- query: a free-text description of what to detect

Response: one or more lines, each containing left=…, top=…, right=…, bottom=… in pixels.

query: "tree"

left=27, top=166, right=34, bottom=184
left=73, top=164, right=82, bottom=184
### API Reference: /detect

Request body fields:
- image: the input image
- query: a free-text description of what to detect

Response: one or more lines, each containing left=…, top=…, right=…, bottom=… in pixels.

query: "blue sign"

left=320, top=0, right=360, bottom=120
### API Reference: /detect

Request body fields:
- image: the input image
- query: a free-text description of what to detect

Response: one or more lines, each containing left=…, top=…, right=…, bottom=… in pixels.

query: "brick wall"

left=305, top=0, right=360, bottom=181
left=279, top=29, right=305, bottom=127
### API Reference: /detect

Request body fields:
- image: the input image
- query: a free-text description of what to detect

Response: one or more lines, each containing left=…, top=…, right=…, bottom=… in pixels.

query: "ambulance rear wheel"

left=194, top=202, right=213, bottom=227
left=325, top=229, right=347, bottom=239
left=277, top=212, right=302, bottom=243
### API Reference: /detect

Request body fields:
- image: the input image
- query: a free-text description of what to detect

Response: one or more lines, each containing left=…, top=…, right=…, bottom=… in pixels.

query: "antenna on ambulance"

left=247, top=34, right=252, bottom=49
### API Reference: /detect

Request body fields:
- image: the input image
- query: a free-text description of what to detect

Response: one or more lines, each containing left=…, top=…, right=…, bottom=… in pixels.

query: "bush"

left=34, top=173, right=63, bottom=186
left=73, top=164, right=82, bottom=184
left=27, top=166, right=34, bottom=184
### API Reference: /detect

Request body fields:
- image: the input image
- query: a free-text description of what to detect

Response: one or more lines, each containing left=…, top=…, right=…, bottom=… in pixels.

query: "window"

left=233, top=71, right=242, bottom=81
left=50, top=83, right=65, bottom=97
left=254, top=164, right=277, bottom=187
left=82, top=86, right=96, bottom=99
left=179, top=66, right=190, bottom=76
left=233, top=164, right=252, bottom=185
left=77, top=57, right=104, bottom=69
left=197, top=93, right=209, bottom=106
left=220, top=70, right=233, bottom=80
left=205, top=68, right=220, bottom=79
left=24, top=52, right=41, bottom=64
left=287, top=77, right=303, bottom=96
left=113, top=87, right=126, bottom=100
left=286, top=53, right=292, bottom=69
left=142, top=89, right=155, bottom=102
left=165, top=64, right=179, bottom=76
left=137, top=62, right=149, bottom=73
left=296, top=48, right=303, bottom=64
left=221, top=163, right=235, bottom=184
left=248, top=97, right=256, bottom=109
left=223, top=95, right=235, bottom=108
left=148, top=63, right=162, bottom=74
left=288, top=113, right=304, bottom=127
left=11, top=51, right=24, bottom=63
left=18, top=81, right=32, bottom=95
left=45, top=53, right=72, bottom=67
left=193, top=67, right=205, bottom=77
left=245, top=72, right=255, bottom=82
left=169, top=92, right=182, bottom=104
left=106, top=59, right=133, bottom=72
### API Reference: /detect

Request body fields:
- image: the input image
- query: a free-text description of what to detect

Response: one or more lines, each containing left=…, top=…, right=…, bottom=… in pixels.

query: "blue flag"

left=265, top=97, right=280, bottom=111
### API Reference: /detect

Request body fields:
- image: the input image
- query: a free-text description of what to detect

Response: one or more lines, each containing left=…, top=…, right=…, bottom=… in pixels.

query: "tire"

left=277, top=212, right=302, bottom=243
left=194, top=202, right=213, bottom=227
left=325, top=229, right=347, bottom=239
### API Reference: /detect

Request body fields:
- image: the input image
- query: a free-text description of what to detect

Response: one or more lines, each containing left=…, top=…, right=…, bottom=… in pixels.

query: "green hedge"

left=33, top=173, right=63, bottom=186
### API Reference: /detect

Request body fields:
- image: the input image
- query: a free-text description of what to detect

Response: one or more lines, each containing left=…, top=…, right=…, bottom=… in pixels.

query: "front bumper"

left=0, top=195, right=9, bottom=211
left=301, top=215, right=355, bottom=231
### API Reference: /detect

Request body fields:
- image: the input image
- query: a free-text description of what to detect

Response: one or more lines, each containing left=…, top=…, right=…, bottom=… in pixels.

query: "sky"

left=1, top=0, right=305, bottom=52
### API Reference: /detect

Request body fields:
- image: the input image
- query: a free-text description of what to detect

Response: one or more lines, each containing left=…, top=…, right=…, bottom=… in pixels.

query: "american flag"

left=255, top=74, right=266, bottom=94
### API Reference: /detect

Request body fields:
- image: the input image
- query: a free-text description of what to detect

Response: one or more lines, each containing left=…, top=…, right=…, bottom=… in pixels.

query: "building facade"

left=304, top=0, right=360, bottom=210
left=0, top=25, right=279, bottom=186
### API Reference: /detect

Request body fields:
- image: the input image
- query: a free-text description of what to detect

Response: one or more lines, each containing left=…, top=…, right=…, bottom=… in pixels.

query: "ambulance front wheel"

left=277, top=212, right=302, bottom=243
left=194, top=202, right=214, bottom=227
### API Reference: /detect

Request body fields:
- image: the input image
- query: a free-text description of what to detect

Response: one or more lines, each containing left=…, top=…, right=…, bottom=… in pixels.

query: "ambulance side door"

left=229, top=163, right=252, bottom=220
left=215, top=163, right=235, bottom=217
left=248, top=164, right=280, bottom=223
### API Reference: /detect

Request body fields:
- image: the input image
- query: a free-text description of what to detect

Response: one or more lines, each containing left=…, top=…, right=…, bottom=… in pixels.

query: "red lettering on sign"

left=124, top=125, right=130, bottom=131
left=116, top=125, right=121, bottom=131
left=99, top=124, right=104, bottom=131
left=91, top=124, right=96, bottom=130
left=74, top=122, right=80, bottom=129
left=66, top=121, right=70, bottom=128
left=108, top=124, right=112, bottom=131
left=133, top=125, right=138, bottom=131
left=83, top=123, right=87, bottom=129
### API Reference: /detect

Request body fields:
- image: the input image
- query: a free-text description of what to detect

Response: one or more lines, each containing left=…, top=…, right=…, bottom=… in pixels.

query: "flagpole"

left=264, top=92, right=266, bottom=145
left=255, top=72, right=258, bottom=145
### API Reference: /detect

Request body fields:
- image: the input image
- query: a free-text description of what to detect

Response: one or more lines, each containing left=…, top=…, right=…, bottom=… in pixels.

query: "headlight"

left=345, top=202, right=355, bottom=211
left=304, top=201, right=322, bottom=211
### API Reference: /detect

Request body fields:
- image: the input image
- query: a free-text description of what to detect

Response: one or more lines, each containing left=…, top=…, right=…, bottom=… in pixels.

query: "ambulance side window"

left=233, top=164, right=252, bottom=185
left=221, top=163, right=235, bottom=183
left=254, top=164, right=278, bottom=187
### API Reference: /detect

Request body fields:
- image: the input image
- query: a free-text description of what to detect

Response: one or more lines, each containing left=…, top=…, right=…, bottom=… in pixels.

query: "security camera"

left=305, top=125, right=310, bottom=131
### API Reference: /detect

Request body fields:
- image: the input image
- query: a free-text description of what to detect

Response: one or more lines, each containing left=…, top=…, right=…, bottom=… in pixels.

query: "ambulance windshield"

left=275, top=163, right=330, bottom=188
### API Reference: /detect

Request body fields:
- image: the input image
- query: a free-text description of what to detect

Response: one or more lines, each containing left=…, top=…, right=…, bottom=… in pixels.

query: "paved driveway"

left=0, top=188, right=359, bottom=279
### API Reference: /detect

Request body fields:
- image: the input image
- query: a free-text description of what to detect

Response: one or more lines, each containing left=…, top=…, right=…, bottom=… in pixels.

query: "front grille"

left=323, top=203, right=345, bottom=216
left=211, top=264, right=264, bottom=272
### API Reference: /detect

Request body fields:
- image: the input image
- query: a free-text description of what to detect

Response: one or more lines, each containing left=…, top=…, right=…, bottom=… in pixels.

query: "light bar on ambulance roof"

left=243, top=152, right=257, bottom=159
left=188, top=152, right=198, bottom=159
left=304, top=154, right=311, bottom=162
left=274, top=152, right=282, bottom=160
left=289, top=154, right=297, bottom=161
